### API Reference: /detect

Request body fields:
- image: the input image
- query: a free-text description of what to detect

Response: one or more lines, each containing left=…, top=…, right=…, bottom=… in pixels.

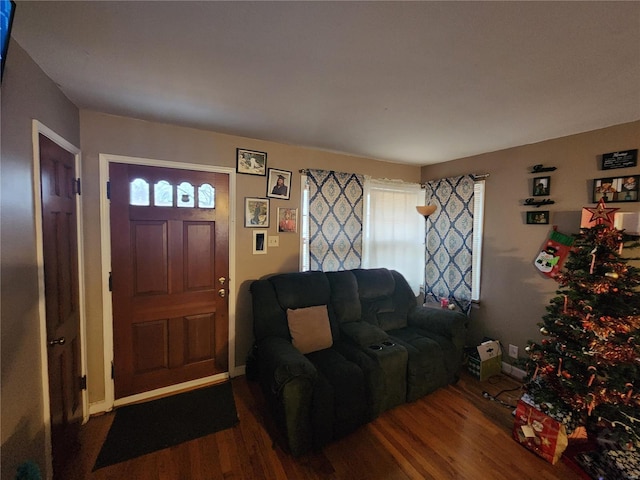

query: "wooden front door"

left=39, top=134, right=83, bottom=477
left=109, top=163, right=229, bottom=399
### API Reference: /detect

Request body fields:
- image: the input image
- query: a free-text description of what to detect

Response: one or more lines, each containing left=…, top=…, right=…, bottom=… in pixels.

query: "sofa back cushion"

left=251, top=271, right=341, bottom=344
left=353, top=268, right=416, bottom=331
left=270, top=271, right=331, bottom=309
left=326, top=271, right=361, bottom=323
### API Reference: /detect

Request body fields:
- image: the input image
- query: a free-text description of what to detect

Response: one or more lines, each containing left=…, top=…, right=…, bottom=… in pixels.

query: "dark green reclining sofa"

left=249, top=268, right=467, bottom=456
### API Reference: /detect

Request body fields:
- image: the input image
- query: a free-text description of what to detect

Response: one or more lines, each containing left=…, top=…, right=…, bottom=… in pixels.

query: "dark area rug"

left=93, top=381, right=238, bottom=470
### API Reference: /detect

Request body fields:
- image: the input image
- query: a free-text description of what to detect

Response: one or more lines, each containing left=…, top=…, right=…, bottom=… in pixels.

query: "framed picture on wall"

left=593, top=176, right=639, bottom=203
left=236, top=148, right=267, bottom=176
left=245, top=197, right=269, bottom=227
left=532, top=176, right=550, bottom=196
left=526, top=210, right=549, bottom=225
left=277, top=207, right=298, bottom=233
left=267, top=168, right=292, bottom=200
left=253, top=230, right=267, bottom=255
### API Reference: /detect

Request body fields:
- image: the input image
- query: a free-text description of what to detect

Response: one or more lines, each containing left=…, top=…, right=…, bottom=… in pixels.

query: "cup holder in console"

left=381, top=341, right=395, bottom=347
left=368, top=345, right=383, bottom=351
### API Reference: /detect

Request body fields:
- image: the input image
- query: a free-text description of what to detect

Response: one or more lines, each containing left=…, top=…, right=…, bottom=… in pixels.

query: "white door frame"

left=96, top=153, right=237, bottom=412
left=32, top=120, right=88, bottom=480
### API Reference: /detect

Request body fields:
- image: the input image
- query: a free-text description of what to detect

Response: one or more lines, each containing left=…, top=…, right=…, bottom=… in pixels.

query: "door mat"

left=93, top=381, right=238, bottom=470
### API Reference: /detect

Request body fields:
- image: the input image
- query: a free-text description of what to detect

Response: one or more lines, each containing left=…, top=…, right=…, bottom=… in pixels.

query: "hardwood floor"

left=62, top=372, right=584, bottom=479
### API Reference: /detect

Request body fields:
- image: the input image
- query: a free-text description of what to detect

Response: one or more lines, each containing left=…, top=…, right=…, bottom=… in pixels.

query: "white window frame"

left=300, top=174, right=310, bottom=271
left=472, top=179, right=485, bottom=301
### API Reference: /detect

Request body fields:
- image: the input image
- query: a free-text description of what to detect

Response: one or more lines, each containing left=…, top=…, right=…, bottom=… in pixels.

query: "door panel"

left=39, top=134, right=82, bottom=477
left=110, top=163, right=229, bottom=399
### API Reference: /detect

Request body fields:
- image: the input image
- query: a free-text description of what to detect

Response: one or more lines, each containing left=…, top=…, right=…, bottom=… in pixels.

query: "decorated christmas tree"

left=525, top=200, right=640, bottom=451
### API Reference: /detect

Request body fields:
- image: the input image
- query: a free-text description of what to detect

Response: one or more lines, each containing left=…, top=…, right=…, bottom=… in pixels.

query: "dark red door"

left=109, top=163, right=230, bottom=399
left=39, top=134, right=83, bottom=477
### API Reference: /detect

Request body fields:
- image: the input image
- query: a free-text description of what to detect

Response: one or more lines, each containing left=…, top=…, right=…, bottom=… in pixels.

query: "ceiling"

left=10, top=1, right=640, bottom=166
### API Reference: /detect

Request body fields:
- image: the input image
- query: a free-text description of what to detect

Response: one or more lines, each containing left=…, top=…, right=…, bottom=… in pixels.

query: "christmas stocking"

left=534, top=229, right=574, bottom=278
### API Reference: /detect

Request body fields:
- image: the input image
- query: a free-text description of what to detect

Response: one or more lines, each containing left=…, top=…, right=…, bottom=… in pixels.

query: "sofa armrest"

left=407, top=307, right=468, bottom=350
left=256, top=336, right=318, bottom=393
left=340, top=321, right=389, bottom=347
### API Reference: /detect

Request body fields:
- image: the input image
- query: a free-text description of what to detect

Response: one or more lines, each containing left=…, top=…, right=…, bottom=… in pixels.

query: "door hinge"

left=73, top=178, right=82, bottom=196
left=109, top=272, right=113, bottom=292
left=80, top=375, right=87, bottom=390
left=106, top=180, right=111, bottom=200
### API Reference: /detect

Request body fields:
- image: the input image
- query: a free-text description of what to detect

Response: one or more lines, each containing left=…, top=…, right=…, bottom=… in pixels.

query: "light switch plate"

left=268, top=235, right=279, bottom=247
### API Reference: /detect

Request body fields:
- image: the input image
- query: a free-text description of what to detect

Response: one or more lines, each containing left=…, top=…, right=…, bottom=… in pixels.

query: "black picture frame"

left=532, top=176, right=550, bottom=196
left=602, top=149, right=638, bottom=170
left=236, top=148, right=267, bottom=176
left=266, top=168, right=292, bottom=200
left=244, top=197, right=269, bottom=227
left=526, top=210, right=549, bottom=225
left=593, top=175, right=639, bottom=203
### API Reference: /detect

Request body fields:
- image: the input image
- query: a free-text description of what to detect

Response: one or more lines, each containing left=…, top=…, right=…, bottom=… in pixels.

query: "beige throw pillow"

left=286, top=305, right=333, bottom=354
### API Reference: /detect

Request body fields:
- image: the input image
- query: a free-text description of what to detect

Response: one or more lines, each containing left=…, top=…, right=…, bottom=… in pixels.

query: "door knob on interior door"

left=218, top=277, right=226, bottom=285
left=48, top=337, right=66, bottom=346
left=218, top=289, right=226, bottom=298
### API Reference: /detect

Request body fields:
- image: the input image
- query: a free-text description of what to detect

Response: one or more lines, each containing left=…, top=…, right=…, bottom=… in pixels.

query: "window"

left=128, top=179, right=215, bottom=209
left=361, top=179, right=425, bottom=295
left=472, top=179, right=485, bottom=301
left=300, top=175, right=310, bottom=272
left=300, top=174, right=485, bottom=303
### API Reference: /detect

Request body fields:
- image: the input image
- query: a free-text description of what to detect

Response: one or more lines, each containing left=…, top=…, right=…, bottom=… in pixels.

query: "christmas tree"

left=525, top=201, right=640, bottom=450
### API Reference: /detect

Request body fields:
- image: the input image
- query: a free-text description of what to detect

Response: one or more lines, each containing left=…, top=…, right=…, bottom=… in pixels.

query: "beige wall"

left=1, top=42, right=80, bottom=478
left=79, top=110, right=421, bottom=404
left=421, top=120, right=640, bottom=362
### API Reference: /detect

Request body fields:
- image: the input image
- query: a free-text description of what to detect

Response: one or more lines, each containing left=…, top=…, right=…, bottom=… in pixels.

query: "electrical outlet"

left=508, top=344, right=518, bottom=359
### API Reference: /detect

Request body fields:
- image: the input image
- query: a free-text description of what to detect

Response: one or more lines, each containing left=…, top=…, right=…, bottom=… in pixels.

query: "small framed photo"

left=253, top=230, right=267, bottom=255
left=526, top=210, right=549, bottom=225
left=277, top=207, right=298, bottom=233
left=593, top=176, right=639, bottom=203
left=237, top=148, right=267, bottom=176
left=245, top=197, right=269, bottom=228
left=267, top=168, right=292, bottom=200
left=532, top=176, right=550, bottom=196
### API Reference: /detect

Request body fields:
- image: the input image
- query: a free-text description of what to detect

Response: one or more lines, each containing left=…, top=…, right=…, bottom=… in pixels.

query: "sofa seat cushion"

left=287, top=305, right=333, bottom=354
left=387, top=326, right=449, bottom=402
left=306, top=348, right=368, bottom=441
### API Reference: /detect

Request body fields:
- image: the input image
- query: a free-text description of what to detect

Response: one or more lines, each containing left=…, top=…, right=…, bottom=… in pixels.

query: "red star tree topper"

left=584, top=198, right=619, bottom=226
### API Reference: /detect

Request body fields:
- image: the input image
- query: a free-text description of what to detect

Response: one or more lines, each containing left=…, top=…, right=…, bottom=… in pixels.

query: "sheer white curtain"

left=362, top=179, right=425, bottom=295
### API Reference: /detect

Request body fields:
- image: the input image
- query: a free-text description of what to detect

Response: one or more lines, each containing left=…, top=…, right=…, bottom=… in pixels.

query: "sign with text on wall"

left=601, top=149, right=637, bottom=170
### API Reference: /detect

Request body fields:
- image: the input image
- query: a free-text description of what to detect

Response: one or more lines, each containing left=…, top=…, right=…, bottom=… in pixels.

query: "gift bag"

left=513, top=400, right=569, bottom=464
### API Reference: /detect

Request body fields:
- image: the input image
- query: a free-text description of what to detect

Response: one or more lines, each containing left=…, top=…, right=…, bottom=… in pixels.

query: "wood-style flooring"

left=61, top=371, right=585, bottom=479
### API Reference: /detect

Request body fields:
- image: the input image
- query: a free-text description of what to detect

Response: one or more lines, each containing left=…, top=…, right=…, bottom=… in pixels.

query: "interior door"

left=39, top=134, right=83, bottom=477
left=109, top=163, right=229, bottom=399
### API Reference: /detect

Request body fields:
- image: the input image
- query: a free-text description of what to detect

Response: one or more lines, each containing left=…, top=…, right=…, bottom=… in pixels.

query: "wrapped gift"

left=513, top=400, right=569, bottom=464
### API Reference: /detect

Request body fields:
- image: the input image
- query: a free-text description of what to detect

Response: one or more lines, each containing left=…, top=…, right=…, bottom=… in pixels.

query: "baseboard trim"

left=501, top=361, right=526, bottom=381
left=89, top=400, right=110, bottom=416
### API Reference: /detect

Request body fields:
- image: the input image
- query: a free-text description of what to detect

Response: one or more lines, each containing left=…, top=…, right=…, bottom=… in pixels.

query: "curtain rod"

left=300, top=169, right=490, bottom=181
left=420, top=173, right=490, bottom=187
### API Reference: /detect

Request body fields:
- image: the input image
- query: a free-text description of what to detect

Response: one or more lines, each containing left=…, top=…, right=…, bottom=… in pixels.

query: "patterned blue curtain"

left=424, top=175, right=475, bottom=313
left=307, top=169, right=364, bottom=271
